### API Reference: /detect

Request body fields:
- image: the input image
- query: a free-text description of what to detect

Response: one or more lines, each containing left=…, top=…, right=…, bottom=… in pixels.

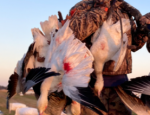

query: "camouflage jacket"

left=69, top=0, right=148, bottom=75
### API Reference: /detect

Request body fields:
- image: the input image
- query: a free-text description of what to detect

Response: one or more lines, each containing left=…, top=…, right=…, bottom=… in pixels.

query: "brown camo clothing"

left=69, top=1, right=148, bottom=114
left=99, top=87, right=132, bottom=115
left=69, top=0, right=147, bottom=75
left=142, top=13, right=150, bottom=53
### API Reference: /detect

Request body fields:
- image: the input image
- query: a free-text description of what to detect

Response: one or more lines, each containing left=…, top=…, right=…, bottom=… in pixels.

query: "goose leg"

left=66, top=101, right=81, bottom=115
left=94, top=61, right=104, bottom=97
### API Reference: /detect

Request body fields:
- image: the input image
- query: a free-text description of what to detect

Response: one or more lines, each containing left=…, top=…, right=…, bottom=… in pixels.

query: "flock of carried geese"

left=6, top=9, right=150, bottom=115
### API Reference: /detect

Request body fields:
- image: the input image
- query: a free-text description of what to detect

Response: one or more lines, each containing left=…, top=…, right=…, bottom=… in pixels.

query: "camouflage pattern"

left=19, top=1, right=150, bottom=114
left=69, top=0, right=148, bottom=75
left=140, top=13, right=150, bottom=53
left=147, top=37, right=150, bottom=53
left=44, top=92, right=67, bottom=115
left=99, top=87, right=132, bottom=115
left=139, top=13, right=150, bottom=25
left=69, top=0, right=109, bottom=41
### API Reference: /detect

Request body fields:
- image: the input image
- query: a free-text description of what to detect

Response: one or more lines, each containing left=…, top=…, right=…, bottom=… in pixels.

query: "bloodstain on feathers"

left=58, top=82, right=62, bottom=87
left=55, top=37, right=60, bottom=44
left=101, top=42, right=105, bottom=50
left=64, top=62, right=72, bottom=73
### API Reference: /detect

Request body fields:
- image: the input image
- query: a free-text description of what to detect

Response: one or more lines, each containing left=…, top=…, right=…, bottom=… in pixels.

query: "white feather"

left=40, top=15, right=62, bottom=41
left=43, top=20, right=94, bottom=99
left=31, top=28, right=49, bottom=68
left=36, top=20, right=93, bottom=114
left=44, top=20, right=73, bottom=68
left=34, top=59, right=45, bottom=68
left=9, top=103, right=27, bottom=113
left=31, top=28, right=48, bottom=56
left=15, top=107, right=38, bottom=115
left=14, top=54, right=26, bottom=76
left=14, top=54, right=26, bottom=93
left=90, top=18, right=131, bottom=95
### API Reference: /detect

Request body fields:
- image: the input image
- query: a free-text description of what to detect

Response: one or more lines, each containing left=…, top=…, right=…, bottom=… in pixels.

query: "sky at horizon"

left=0, top=0, right=150, bottom=86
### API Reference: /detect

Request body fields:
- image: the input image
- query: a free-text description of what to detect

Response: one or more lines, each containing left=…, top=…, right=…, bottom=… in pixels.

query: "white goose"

left=26, top=20, right=94, bottom=115
left=7, top=15, right=106, bottom=115
left=90, top=16, right=131, bottom=96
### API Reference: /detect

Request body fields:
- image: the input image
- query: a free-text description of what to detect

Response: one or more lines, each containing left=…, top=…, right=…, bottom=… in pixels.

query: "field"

left=0, top=90, right=137, bottom=115
left=0, top=90, right=36, bottom=115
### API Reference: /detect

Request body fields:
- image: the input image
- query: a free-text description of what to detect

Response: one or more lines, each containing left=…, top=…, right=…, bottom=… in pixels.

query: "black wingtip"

left=78, top=87, right=107, bottom=112
left=121, top=75, right=150, bottom=95
left=7, top=72, right=19, bottom=102
left=23, top=87, right=28, bottom=94
left=58, top=11, right=63, bottom=22
left=23, top=87, right=30, bottom=94
left=70, top=87, right=107, bottom=114
left=23, top=80, right=36, bottom=94
left=24, top=67, right=60, bottom=94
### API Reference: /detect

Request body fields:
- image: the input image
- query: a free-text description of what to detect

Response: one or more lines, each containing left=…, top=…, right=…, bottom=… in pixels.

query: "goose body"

left=90, top=17, right=131, bottom=96
left=34, top=20, right=94, bottom=114
left=9, top=103, right=27, bottom=113
left=24, top=19, right=106, bottom=115
left=115, top=75, right=150, bottom=115
left=7, top=15, right=107, bottom=115
left=15, top=107, right=38, bottom=115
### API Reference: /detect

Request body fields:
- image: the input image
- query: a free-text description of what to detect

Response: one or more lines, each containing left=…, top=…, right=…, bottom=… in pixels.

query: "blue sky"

left=0, top=0, right=150, bottom=86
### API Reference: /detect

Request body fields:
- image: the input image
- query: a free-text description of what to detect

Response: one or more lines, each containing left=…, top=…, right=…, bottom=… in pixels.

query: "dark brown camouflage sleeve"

left=69, top=0, right=110, bottom=41
left=140, top=13, right=150, bottom=53
left=131, top=20, right=146, bottom=52
left=131, top=13, right=150, bottom=52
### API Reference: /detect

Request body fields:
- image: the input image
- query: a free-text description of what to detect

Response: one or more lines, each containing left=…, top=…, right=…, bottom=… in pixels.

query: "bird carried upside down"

left=7, top=14, right=107, bottom=115
left=90, top=14, right=131, bottom=96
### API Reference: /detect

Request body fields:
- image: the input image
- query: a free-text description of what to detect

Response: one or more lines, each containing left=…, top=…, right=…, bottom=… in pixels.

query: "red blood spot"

left=101, top=42, right=105, bottom=50
left=105, top=7, right=108, bottom=12
left=64, top=62, right=72, bottom=73
left=84, top=55, right=87, bottom=58
left=58, top=82, right=62, bottom=86
left=55, top=37, right=59, bottom=44
left=57, top=82, right=62, bottom=87
left=70, top=8, right=76, bottom=16
left=45, top=106, right=47, bottom=109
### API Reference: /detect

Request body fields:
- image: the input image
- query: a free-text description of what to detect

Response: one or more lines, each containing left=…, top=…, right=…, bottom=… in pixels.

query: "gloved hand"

left=139, top=13, right=150, bottom=53
left=139, top=13, right=150, bottom=26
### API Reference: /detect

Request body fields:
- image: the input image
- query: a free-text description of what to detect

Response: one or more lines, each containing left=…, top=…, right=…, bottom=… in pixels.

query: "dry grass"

left=0, top=90, right=137, bottom=115
left=0, top=90, right=36, bottom=115
left=132, top=112, right=137, bottom=115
